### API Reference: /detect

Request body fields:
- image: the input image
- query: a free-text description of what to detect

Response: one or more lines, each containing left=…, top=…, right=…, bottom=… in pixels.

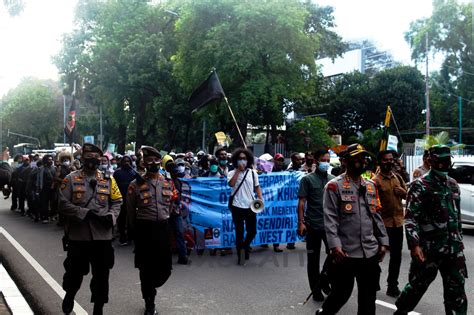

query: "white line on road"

left=376, top=299, right=421, bottom=315
left=0, top=227, right=87, bottom=315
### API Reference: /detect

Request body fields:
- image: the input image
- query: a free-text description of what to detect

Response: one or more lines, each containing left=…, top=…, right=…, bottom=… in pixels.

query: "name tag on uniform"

left=341, top=195, right=357, bottom=202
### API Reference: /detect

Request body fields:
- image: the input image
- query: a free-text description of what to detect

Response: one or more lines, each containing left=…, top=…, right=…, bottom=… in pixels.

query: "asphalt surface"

left=0, top=198, right=473, bottom=315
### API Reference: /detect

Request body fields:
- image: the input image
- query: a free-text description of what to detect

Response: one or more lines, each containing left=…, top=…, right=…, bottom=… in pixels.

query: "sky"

left=0, top=0, right=448, bottom=98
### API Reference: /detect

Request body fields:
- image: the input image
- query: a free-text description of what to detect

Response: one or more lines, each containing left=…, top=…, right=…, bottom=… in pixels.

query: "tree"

left=406, top=0, right=473, bottom=142
left=2, top=0, right=24, bottom=16
left=286, top=117, right=333, bottom=152
left=173, top=0, right=345, bottom=148
left=55, top=0, right=187, bottom=152
left=0, top=78, right=63, bottom=148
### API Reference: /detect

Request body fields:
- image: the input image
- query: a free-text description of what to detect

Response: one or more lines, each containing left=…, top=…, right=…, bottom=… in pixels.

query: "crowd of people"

left=1, top=142, right=468, bottom=315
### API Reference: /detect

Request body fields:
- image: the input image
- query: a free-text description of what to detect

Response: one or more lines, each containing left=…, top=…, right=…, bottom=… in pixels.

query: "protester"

left=228, top=148, right=263, bottom=265
left=167, top=160, right=191, bottom=265
left=59, top=143, right=122, bottom=315
left=26, top=159, right=41, bottom=222
left=297, top=150, right=334, bottom=301
left=412, top=150, right=430, bottom=180
left=316, top=144, right=389, bottom=315
left=9, top=154, right=23, bottom=211
left=302, top=151, right=315, bottom=173
left=288, top=152, right=303, bottom=172
left=99, top=156, right=114, bottom=176
left=198, top=154, right=212, bottom=177
left=395, top=145, right=467, bottom=315
left=272, top=153, right=286, bottom=172
left=113, top=155, right=136, bottom=245
left=215, top=148, right=230, bottom=176
left=110, top=158, right=118, bottom=171
left=37, top=154, right=56, bottom=223
left=127, top=146, right=173, bottom=315
left=373, top=150, right=407, bottom=298
left=201, top=156, right=221, bottom=177
left=17, top=156, right=31, bottom=215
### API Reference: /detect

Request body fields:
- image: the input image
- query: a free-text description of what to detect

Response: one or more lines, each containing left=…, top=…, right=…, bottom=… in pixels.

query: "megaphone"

left=250, top=199, right=265, bottom=214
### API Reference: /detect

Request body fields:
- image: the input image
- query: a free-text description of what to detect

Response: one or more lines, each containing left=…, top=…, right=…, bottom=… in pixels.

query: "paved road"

left=0, top=198, right=473, bottom=314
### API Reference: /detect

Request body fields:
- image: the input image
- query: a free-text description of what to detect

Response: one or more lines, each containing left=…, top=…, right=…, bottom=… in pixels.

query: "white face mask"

left=238, top=160, right=247, bottom=168
left=177, top=165, right=185, bottom=173
left=63, top=160, right=71, bottom=167
left=99, top=164, right=108, bottom=171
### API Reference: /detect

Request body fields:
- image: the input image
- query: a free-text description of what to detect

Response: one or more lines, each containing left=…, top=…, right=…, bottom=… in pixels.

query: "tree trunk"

left=135, top=96, right=147, bottom=153
left=117, top=123, right=127, bottom=154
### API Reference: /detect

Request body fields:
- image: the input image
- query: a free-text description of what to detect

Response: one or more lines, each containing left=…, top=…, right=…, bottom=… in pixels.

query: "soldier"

left=127, top=146, right=173, bottom=315
left=394, top=145, right=468, bottom=315
left=59, top=143, right=122, bottom=315
left=316, top=144, right=389, bottom=315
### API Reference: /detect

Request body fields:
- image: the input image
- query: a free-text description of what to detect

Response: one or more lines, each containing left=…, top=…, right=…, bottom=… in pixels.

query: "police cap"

left=141, top=146, right=161, bottom=159
left=82, top=143, right=103, bottom=156
left=341, top=143, right=370, bottom=158
left=428, top=145, right=451, bottom=158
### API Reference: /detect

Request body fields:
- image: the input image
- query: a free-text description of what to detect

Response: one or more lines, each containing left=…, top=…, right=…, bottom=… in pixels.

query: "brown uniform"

left=126, top=172, right=173, bottom=301
left=59, top=169, right=122, bottom=305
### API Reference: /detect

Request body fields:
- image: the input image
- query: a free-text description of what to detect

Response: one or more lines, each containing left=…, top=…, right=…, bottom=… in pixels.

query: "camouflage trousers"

left=395, top=251, right=468, bottom=314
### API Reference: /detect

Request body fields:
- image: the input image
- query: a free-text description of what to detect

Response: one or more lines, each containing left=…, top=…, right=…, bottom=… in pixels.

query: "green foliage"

left=2, top=0, right=24, bottom=16
left=423, top=131, right=464, bottom=150
left=347, top=129, right=384, bottom=155
left=0, top=78, right=63, bottom=148
left=286, top=117, right=333, bottom=152
left=406, top=0, right=473, bottom=143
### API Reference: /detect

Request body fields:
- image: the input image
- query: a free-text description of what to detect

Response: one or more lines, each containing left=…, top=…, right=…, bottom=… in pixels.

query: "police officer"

left=127, top=146, right=173, bottom=315
left=59, top=143, right=122, bottom=315
left=395, top=145, right=467, bottom=315
left=316, top=144, right=389, bottom=315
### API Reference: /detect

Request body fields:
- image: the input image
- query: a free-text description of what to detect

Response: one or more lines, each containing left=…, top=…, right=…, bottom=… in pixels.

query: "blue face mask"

left=210, top=164, right=218, bottom=173
left=318, top=162, right=330, bottom=172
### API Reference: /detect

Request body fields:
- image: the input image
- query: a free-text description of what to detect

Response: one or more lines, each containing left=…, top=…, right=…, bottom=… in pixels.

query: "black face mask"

left=380, top=162, right=393, bottom=172
left=306, top=159, right=314, bottom=167
left=84, top=158, right=100, bottom=170
left=430, top=157, right=452, bottom=173
left=147, top=162, right=160, bottom=173
left=348, top=159, right=366, bottom=176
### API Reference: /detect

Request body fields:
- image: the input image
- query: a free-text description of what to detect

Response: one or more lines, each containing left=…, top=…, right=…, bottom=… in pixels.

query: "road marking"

left=0, top=227, right=87, bottom=315
left=376, top=299, right=421, bottom=315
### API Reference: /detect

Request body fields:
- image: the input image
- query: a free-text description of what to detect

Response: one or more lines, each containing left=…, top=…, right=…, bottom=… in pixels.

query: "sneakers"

left=177, top=257, right=191, bottom=265
left=386, top=286, right=401, bottom=298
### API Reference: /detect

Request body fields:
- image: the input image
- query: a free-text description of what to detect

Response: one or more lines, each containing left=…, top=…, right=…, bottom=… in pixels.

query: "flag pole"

left=224, top=96, right=247, bottom=149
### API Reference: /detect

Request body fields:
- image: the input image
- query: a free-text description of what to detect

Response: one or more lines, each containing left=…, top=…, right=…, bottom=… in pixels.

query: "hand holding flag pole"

left=188, top=70, right=247, bottom=149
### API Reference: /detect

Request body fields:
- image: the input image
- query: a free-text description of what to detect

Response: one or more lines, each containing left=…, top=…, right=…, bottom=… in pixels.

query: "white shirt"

left=227, top=169, right=259, bottom=209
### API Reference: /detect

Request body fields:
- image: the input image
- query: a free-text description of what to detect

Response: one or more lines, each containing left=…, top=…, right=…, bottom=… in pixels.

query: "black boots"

left=144, top=297, right=157, bottom=315
left=93, top=302, right=104, bottom=315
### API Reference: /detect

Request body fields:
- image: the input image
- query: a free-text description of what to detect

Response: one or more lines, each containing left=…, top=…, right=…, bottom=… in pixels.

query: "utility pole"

left=99, top=104, right=103, bottom=150
left=425, top=33, right=430, bottom=136
left=63, top=95, right=66, bottom=144
left=202, top=120, right=206, bottom=152
left=459, top=96, right=462, bottom=144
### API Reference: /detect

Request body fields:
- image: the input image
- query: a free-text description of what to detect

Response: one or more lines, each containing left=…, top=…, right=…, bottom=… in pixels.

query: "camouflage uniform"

left=395, top=169, right=468, bottom=314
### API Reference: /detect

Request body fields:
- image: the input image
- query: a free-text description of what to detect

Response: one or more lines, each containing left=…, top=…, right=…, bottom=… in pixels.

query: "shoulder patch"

left=60, top=177, right=69, bottom=190
left=326, top=182, right=337, bottom=192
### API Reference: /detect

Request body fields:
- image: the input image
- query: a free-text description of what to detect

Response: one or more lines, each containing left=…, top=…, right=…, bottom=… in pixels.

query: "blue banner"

left=181, top=171, right=305, bottom=249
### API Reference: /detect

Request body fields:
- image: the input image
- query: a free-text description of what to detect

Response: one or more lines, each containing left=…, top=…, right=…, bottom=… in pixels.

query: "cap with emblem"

left=141, top=146, right=161, bottom=159
left=82, top=143, right=103, bottom=156
left=428, top=145, right=451, bottom=158
left=341, top=143, right=370, bottom=158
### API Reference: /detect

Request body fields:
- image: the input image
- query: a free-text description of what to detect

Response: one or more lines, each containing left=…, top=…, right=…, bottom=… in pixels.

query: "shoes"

left=210, top=249, right=217, bottom=256
left=237, top=250, right=245, bottom=265
left=244, top=249, right=250, bottom=260
left=144, top=298, right=156, bottom=315
left=286, top=243, right=296, bottom=250
left=273, top=247, right=283, bottom=253
left=144, top=308, right=157, bottom=315
left=177, top=257, right=191, bottom=265
left=386, top=286, right=401, bottom=298
left=93, top=302, right=103, bottom=315
left=42, top=219, right=49, bottom=224
left=320, top=275, right=331, bottom=295
left=312, top=290, right=325, bottom=302
left=62, top=292, right=75, bottom=314
left=10, top=206, right=16, bottom=211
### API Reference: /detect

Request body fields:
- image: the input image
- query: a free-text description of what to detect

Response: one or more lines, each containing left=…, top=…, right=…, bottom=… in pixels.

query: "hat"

left=82, top=143, right=103, bottom=156
left=161, top=154, right=174, bottom=168
left=428, top=145, right=451, bottom=158
left=342, top=143, right=370, bottom=158
left=141, top=146, right=161, bottom=159
left=274, top=153, right=284, bottom=161
left=197, top=150, right=205, bottom=157
left=175, top=158, right=185, bottom=165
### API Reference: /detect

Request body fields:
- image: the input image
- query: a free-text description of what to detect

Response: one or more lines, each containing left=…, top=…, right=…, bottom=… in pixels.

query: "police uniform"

left=126, top=146, right=173, bottom=315
left=59, top=143, right=122, bottom=314
left=395, top=146, right=468, bottom=315
left=319, top=144, right=389, bottom=315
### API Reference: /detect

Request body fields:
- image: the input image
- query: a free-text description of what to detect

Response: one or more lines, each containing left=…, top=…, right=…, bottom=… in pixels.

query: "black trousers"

left=134, top=220, right=172, bottom=300
left=39, top=188, right=54, bottom=220
left=386, top=226, right=403, bottom=288
left=62, top=241, right=114, bottom=304
left=117, top=203, right=128, bottom=242
left=322, top=256, right=381, bottom=315
left=306, top=225, right=330, bottom=292
left=230, top=206, right=257, bottom=251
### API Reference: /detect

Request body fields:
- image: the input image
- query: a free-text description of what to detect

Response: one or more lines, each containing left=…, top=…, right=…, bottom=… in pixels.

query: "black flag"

left=188, top=71, right=225, bottom=112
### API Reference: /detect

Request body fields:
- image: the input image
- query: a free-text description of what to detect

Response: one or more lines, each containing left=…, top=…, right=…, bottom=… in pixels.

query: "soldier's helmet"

left=428, top=145, right=451, bottom=159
